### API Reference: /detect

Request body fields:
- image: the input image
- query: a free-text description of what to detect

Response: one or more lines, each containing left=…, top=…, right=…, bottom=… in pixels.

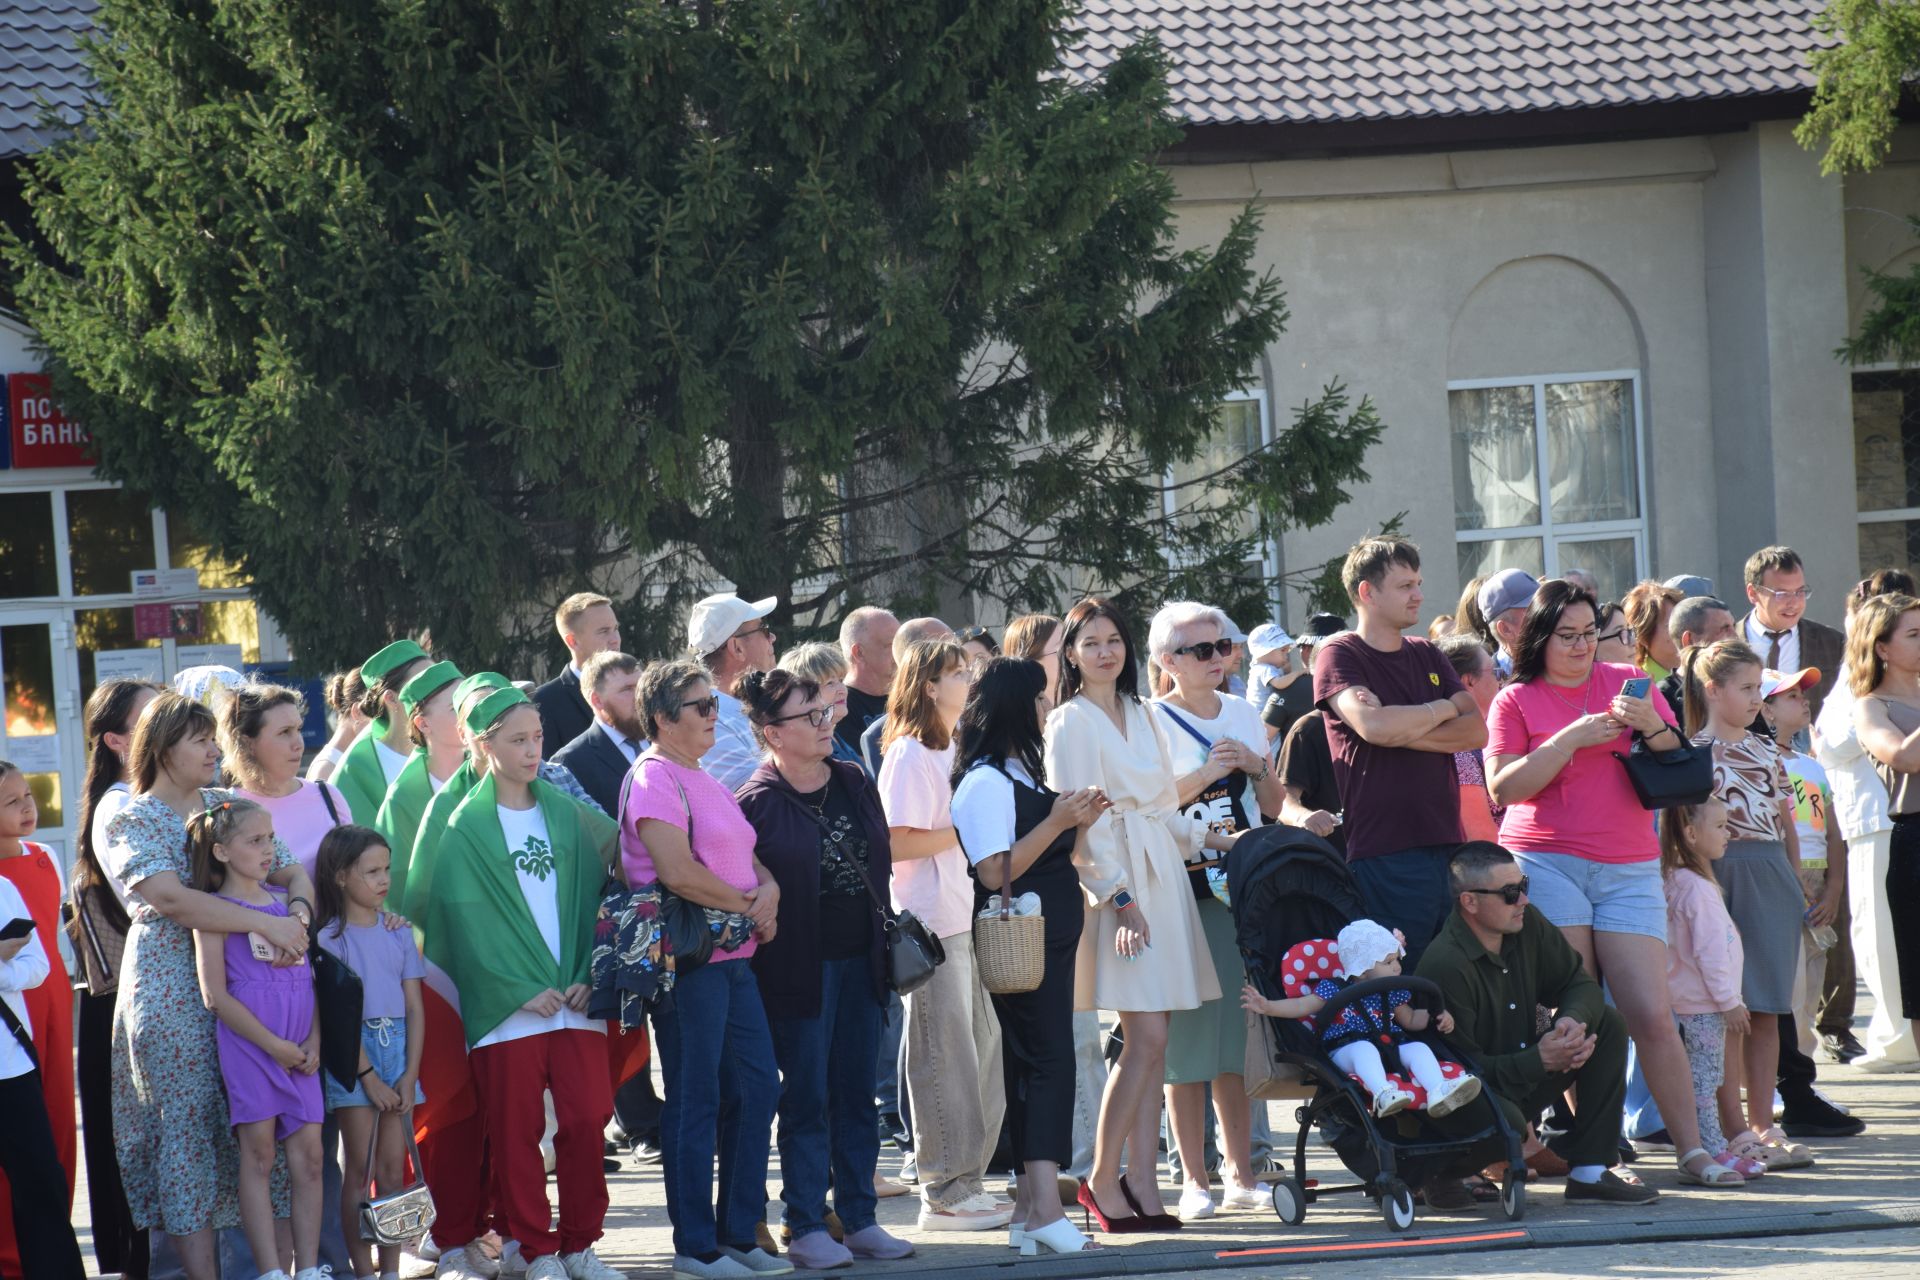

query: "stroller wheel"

left=1500, top=1169, right=1527, bottom=1221
left=1271, top=1178, right=1307, bottom=1226
left=1379, top=1178, right=1416, bottom=1233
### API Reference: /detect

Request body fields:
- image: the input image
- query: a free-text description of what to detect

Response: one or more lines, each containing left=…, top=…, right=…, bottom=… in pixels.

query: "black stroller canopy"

left=1226, top=824, right=1365, bottom=983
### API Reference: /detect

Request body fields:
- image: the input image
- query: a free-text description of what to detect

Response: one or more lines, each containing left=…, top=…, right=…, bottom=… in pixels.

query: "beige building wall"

left=1169, top=123, right=1869, bottom=633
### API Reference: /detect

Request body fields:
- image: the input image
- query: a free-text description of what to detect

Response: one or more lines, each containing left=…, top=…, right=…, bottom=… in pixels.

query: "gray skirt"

left=1718, top=839, right=1802, bottom=1015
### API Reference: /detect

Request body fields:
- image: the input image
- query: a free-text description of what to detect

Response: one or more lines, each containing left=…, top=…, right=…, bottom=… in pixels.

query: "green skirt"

left=1163, top=895, right=1247, bottom=1084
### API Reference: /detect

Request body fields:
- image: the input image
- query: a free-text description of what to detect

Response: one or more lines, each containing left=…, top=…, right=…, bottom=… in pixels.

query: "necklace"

left=1542, top=672, right=1595, bottom=717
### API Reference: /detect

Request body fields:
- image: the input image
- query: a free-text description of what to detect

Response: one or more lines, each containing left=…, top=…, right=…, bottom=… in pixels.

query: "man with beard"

left=552, top=650, right=647, bottom=815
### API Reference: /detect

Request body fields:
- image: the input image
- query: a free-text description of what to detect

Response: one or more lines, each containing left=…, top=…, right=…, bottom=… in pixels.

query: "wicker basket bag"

left=973, top=850, right=1046, bottom=994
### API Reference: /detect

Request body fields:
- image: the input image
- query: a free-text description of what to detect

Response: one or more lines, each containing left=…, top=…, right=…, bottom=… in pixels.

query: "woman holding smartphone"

left=1484, top=579, right=1731, bottom=1188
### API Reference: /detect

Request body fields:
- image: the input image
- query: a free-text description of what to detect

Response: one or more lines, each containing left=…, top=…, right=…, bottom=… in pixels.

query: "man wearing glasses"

left=688, top=592, right=781, bottom=789
left=1419, top=843, right=1652, bottom=1204
left=1741, top=545, right=1843, bottom=720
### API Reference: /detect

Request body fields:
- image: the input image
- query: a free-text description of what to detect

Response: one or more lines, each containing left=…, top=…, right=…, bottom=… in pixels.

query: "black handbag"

left=1612, top=732, right=1714, bottom=810
left=309, top=926, right=368, bottom=1092
left=769, top=776, right=945, bottom=995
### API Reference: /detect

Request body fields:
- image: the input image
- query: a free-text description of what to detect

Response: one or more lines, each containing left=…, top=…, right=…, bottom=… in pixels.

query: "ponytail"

left=1679, top=640, right=1763, bottom=739
left=185, top=796, right=265, bottom=894
left=74, top=679, right=163, bottom=931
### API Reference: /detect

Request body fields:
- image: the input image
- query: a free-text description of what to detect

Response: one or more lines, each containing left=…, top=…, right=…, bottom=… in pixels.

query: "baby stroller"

left=1227, top=825, right=1527, bottom=1232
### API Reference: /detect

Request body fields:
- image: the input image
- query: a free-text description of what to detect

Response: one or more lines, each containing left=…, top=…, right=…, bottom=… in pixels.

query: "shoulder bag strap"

left=1157, top=702, right=1214, bottom=752
left=314, top=780, right=343, bottom=826
left=615, top=752, right=693, bottom=889
left=766, top=773, right=895, bottom=922
left=0, top=996, right=37, bottom=1070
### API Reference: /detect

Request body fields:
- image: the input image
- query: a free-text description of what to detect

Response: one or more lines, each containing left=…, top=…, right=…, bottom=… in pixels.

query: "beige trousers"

left=903, top=934, right=1007, bottom=1208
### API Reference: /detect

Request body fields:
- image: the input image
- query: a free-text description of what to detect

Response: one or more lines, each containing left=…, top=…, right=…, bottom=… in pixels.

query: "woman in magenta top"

left=619, top=659, right=783, bottom=1279
left=1485, top=578, right=1724, bottom=1184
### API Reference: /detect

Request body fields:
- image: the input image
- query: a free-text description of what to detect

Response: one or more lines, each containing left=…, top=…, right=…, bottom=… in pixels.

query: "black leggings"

left=1890, top=817, right=1920, bottom=1021
left=77, top=991, right=147, bottom=1278
left=0, top=1068, right=85, bottom=1280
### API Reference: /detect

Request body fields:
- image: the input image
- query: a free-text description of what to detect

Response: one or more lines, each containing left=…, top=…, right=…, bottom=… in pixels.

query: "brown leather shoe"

left=755, top=1221, right=781, bottom=1256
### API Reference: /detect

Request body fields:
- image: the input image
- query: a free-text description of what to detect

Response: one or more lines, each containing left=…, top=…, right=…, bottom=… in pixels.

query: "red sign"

left=134, top=604, right=171, bottom=641
left=8, top=372, right=93, bottom=468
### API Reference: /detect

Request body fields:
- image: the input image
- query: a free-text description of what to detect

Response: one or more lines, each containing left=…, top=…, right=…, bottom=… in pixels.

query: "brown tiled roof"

left=1065, top=1, right=1829, bottom=128
left=0, top=0, right=96, bottom=158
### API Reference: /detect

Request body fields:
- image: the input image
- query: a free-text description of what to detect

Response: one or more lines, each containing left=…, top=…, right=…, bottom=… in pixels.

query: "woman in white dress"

left=1043, top=599, right=1238, bottom=1233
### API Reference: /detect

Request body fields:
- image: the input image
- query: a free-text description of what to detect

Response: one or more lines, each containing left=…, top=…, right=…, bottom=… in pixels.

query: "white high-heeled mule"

left=1008, top=1222, right=1025, bottom=1250
left=1019, top=1218, right=1099, bottom=1256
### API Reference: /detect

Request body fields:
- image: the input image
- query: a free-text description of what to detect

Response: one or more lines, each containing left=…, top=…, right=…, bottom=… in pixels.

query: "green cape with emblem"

left=418, top=772, right=616, bottom=1046
left=376, top=749, right=457, bottom=911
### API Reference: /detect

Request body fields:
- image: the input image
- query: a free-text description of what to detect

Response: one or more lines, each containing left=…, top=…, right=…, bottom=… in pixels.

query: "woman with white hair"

left=1146, top=602, right=1284, bottom=1220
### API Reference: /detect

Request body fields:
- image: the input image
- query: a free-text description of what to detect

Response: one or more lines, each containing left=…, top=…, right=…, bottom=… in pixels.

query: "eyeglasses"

left=677, top=696, right=720, bottom=718
left=1755, top=587, right=1812, bottom=604
left=769, top=706, right=834, bottom=728
left=1550, top=629, right=1598, bottom=648
left=736, top=622, right=776, bottom=643
left=1464, top=876, right=1530, bottom=905
left=1172, top=639, right=1236, bottom=661
left=1596, top=628, right=1629, bottom=646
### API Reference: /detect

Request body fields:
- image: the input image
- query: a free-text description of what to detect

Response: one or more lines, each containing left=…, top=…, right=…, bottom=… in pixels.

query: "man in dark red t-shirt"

left=1313, top=537, right=1487, bottom=964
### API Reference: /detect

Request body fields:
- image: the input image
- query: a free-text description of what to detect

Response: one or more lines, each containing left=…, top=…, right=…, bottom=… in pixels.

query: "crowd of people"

left=0, top=537, right=1914, bottom=1280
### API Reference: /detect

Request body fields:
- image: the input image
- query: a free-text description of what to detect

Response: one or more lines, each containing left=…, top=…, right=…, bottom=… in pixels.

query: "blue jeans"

left=768, top=957, right=884, bottom=1238
left=1350, top=844, right=1459, bottom=968
left=655, top=958, right=780, bottom=1257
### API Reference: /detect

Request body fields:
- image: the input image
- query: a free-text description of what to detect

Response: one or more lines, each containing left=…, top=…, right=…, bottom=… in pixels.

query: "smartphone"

left=0, top=917, right=35, bottom=942
left=1620, top=676, right=1651, bottom=701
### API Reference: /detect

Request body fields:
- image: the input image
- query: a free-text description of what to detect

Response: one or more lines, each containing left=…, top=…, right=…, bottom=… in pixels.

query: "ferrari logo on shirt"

left=514, top=835, right=556, bottom=882
left=1429, top=673, right=1440, bottom=685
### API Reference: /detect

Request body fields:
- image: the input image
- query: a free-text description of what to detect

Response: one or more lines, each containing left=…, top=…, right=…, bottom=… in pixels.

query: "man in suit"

left=533, top=592, right=622, bottom=758
left=1738, top=545, right=1865, bottom=1132
left=552, top=651, right=645, bottom=816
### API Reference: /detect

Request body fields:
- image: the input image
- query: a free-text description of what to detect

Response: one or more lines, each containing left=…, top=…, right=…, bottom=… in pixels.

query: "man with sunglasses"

left=1419, top=843, right=1652, bottom=1204
left=1314, top=537, right=1485, bottom=967
left=688, top=591, right=782, bottom=789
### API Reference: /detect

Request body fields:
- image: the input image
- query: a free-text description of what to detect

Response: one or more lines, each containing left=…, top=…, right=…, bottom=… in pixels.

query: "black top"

left=792, top=773, right=876, bottom=960
left=1278, top=711, right=1347, bottom=857
left=532, top=668, right=593, bottom=761
left=837, top=685, right=889, bottom=755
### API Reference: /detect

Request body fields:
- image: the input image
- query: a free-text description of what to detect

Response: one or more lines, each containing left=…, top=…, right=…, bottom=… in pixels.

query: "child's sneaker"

left=1424, top=1073, right=1482, bottom=1118
left=1372, top=1085, right=1415, bottom=1117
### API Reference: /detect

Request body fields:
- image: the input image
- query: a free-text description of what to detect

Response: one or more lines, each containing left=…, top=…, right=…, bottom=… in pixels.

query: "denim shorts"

left=325, top=1017, right=427, bottom=1111
left=1510, top=850, right=1667, bottom=941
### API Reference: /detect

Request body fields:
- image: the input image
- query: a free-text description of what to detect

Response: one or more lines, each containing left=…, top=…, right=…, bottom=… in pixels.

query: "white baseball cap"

left=687, top=593, right=778, bottom=656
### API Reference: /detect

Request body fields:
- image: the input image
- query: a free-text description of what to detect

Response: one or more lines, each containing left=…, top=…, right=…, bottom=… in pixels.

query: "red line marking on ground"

left=1216, top=1230, right=1529, bottom=1258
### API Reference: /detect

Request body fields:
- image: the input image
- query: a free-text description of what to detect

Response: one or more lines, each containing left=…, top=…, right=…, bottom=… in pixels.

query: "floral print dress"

left=107, top=788, right=294, bottom=1235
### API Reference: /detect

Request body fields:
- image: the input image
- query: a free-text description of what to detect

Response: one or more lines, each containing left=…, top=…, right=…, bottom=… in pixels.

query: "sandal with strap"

left=1729, top=1130, right=1810, bottom=1171
left=1759, top=1126, right=1818, bottom=1168
left=1714, top=1150, right=1766, bottom=1180
left=1676, top=1146, right=1745, bottom=1186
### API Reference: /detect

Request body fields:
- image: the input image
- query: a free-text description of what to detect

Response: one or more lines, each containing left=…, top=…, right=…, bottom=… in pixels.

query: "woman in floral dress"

left=106, top=694, right=315, bottom=1279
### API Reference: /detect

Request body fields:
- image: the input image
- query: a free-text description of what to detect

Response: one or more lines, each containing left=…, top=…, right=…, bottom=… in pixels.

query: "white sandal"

left=1020, top=1218, right=1100, bottom=1255
left=1676, top=1145, right=1745, bottom=1186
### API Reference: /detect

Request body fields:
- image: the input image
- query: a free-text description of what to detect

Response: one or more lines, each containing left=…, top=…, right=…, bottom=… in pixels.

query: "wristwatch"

left=1112, top=890, right=1136, bottom=912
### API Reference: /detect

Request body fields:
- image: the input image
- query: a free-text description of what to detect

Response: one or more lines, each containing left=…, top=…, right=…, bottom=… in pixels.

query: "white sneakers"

left=1218, top=1181, right=1273, bottom=1211
left=562, top=1247, right=628, bottom=1280
left=917, top=1192, right=1015, bottom=1231
left=1177, top=1186, right=1215, bottom=1220
left=1424, top=1073, right=1483, bottom=1119
left=525, top=1258, right=568, bottom=1280
left=1373, top=1085, right=1416, bottom=1117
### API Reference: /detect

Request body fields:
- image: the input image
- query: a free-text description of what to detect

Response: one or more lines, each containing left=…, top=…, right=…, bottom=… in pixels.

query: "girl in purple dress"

left=190, top=798, right=326, bottom=1280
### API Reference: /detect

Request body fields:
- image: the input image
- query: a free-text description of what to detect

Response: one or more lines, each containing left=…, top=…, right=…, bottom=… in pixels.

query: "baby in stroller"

left=1242, top=919, right=1483, bottom=1120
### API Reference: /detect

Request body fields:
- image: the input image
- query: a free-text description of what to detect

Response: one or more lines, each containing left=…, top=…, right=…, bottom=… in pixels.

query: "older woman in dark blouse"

left=735, top=669, right=914, bottom=1269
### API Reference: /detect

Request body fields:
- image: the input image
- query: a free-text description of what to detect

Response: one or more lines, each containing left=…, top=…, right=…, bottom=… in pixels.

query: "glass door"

left=0, top=612, right=81, bottom=864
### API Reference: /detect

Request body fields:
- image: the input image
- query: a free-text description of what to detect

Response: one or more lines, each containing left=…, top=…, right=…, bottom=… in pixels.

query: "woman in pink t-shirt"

left=1486, top=578, right=1725, bottom=1185
left=620, top=659, right=782, bottom=1276
left=220, top=684, right=348, bottom=876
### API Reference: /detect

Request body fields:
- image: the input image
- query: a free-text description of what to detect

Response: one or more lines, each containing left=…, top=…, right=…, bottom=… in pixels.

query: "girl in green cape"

left=417, top=689, right=622, bottom=1280
left=374, top=660, right=463, bottom=909
left=330, top=641, right=431, bottom=825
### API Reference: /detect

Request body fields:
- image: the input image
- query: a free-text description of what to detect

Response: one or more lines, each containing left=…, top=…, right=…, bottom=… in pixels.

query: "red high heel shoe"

left=1076, top=1179, right=1149, bottom=1234
left=1118, top=1174, right=1183, bottom=1230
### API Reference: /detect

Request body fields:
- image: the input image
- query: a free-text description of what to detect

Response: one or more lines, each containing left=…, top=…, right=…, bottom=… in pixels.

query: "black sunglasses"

left=1173, top=638, right=1236, bottom=661
left=1464, top=876, right=1530, bottom=905
left=677, top=696, right=720, bottom=718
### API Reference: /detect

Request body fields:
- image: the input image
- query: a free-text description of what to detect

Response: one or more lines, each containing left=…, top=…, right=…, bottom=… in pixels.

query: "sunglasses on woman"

left=770, top=706, right=835, bottom=728
left=1464, top=876, right=1530, bottom=905
left=1173, top=638, right=1236, bottom=661
left=677, top=696, right=720, bottom=718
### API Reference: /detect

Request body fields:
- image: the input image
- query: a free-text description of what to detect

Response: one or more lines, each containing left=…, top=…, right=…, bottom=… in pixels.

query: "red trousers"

left=419, top=1105, right=494, bottom=1253
left=470, top=1029, right=613, bottom=1259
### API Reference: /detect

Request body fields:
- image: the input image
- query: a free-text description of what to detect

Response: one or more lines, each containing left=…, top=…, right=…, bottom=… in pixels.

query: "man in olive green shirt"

left=1417, top=842, right=1654, bottom=1203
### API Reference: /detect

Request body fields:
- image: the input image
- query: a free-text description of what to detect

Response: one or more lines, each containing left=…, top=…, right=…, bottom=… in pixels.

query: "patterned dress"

left=107, top=789, right=294, bottom=1235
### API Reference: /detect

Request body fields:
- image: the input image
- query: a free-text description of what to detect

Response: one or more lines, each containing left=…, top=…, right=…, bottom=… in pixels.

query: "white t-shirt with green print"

left=471, top=800, right=602, bottom=1049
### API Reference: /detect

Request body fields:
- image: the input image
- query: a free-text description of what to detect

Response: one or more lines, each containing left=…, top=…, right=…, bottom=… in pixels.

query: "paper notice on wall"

left=131, top=568, right=201, bottom=599
left=175, top=643, right=244, bottom=671
left=2, top=735, right=58, bottom=773
left=93, top=648, right=165, bottom=684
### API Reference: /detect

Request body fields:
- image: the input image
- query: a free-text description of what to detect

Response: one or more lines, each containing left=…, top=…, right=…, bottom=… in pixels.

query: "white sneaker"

left=404, top=1239, right=443, bottom=1280
left=1813, top=1086, right=1853, bottom=1117
left=525, top=1258, right=568, bottom=1280
left=498, top=1242, right=528, bottom=1280
left=1373, top=1085, right=1416, bottom=1117
left=1177, top=1186, right=1215, bottom=1220
left=295, top=1269, right=335, bottom=1280
left=1219, top=1181, right=1271, bottom=1211
left=257, top=1272, right=292, bottom=1280
left=917, top=1196, right=1014, bottom=1231
left=436, top=1249, right=485, bottom=1280
left=562, top=1247, right=627, bottom=1280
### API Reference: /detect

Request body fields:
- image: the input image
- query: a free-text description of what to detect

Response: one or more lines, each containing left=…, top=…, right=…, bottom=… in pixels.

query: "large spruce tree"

left=11, top=0, right=1381, bottom=669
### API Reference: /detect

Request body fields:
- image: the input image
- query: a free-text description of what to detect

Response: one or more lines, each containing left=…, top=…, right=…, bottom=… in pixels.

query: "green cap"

left=454, top=671, right=511, bottom=713
left=400, top=660, right=463, bottom=715
left=463, top=686, right=530, bottom=735
left=361, top=639, right=429, bottom=684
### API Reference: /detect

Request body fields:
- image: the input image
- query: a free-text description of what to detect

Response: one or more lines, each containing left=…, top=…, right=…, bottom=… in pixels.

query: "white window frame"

left=1447, top=369, right=1650, bottom=586
left=1161, top=388, right=1280, bottom=606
